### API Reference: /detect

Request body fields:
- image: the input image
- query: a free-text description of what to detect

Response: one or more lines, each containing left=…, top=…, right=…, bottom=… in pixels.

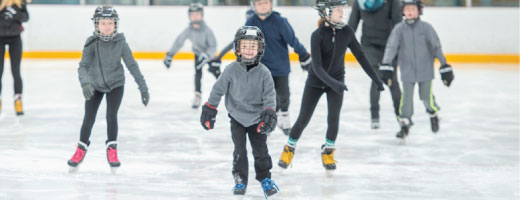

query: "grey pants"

left=399, top=80, right=440, bottom=119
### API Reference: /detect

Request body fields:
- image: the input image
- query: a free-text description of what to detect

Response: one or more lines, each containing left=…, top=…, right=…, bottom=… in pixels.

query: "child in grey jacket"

left=68, top=6, right=149, bottom=172
left=163, top=3, right=218, bottom=109
left=380, top=0, right=454, bottom=139
left=200, top=26, right=279, bottom=198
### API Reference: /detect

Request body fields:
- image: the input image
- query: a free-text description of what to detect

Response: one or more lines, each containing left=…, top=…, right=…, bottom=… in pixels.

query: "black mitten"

left=257, top=109, right=277, bottom=135
left=439, top=64, right=454, bottom=87
left=299, top=53, right=312, bottom=71
left=201, top=102, right=218, bottom=130
left=208, top=58, right=221, bottom=76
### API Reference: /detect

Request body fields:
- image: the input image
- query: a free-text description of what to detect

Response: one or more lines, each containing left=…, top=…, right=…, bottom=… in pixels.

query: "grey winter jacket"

left=0, top=1, right=29, bottom=37
left=207, top=62, right=276, bottom=127
left=166, top=21, right=217, bottom=58
left=78, top=33, right=148, bottom=93
left=348, top=0, right=402, bottom=47
left=382, top=19, right=447, bottom=83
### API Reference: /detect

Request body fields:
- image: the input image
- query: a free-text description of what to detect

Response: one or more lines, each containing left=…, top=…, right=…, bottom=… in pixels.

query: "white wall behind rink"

left=21, top=5, right=519, bottom=54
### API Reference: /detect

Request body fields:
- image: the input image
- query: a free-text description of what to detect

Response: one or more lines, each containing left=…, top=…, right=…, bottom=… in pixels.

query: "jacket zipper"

left=96, top=41, right=111, bottom=90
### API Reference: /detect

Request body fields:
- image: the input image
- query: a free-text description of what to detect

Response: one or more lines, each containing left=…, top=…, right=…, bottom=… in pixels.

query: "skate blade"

left=68, top=166, right=79, bottom=173
left=110, top=167, right=119, bottom=175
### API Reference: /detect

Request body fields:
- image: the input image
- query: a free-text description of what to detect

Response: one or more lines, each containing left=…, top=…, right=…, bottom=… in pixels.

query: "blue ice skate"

left=232, top=184, right=247, bottom=195
left=260, top=178, right=279, bottom=198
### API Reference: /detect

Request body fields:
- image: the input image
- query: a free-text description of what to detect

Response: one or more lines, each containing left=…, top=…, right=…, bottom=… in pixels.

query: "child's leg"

left=389, top=69, right=402, bottom=117
left=418, top=80, right=440, bottom=114
left=230, top=118, right=249, bottom=185
left=288, top=85, right=324, bottom=144
left=105, top=86, right=124, bottom=143
left=8, top=36, right=23, bottom=94
left=194, top=55, right=203, bottom=93
left=399, top=82, right=416, bottom=121
left=325, top=88, right=344, bottom=145
left=246, top=125, right=272, bottom=182
left=0, top=38, right=6, bottom=95
left=272, top=76, right=290, bottom=112
left=79, top=91, right=104, bottom=145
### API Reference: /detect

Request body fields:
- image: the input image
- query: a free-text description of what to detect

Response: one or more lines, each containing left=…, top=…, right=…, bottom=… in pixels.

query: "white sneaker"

left=277, top=111, right=291, bottom=135
left=192, top=92, right=201, bottom=109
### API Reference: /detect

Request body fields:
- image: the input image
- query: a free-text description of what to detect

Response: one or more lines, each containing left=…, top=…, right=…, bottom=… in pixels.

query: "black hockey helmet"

left=401, top=0, right=424, bottom=15
left=250, top=0, right=273, bottom=17
left=233, top=26, right=265, bottom=65
left=91, top=5, right=119, bottom=41
left=188, top=2, right=204, bottom=16
left=314, top=0, right=349, bottom=29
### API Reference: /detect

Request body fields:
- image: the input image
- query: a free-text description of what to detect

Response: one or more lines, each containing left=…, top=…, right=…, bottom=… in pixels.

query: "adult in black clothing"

left=0, top=0, right=29, bottom=115
left=348, top=0, right=402, bottom=129
left=278, top=0, right=384, bottom=171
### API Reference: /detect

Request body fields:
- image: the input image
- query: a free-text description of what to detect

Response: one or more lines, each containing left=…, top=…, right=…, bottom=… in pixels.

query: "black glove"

left=207, top=58, right=221, bottom=76
left=257, top=109, right=277, bottom=135
left=141, top=91, right=150, bottom=106
left=3, top=7, right=16, bottom=21
left=163, top=55, right=172, bottom=69
left=82, top=84, right=95, bottom=100
left=379, top=64, right=394, bottom=87
left=299, top=53, right=312, bottom=71
left=439, top=64, right=454, bottom=87
left=201, top=102, right=218, bottom=130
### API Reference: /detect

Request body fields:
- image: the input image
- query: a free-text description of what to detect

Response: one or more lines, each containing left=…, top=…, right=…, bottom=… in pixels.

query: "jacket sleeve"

left=348, top=29, right=383, bottom=84
left=347, top=0, right=361, bottom=32
left=390, top=0, right=402, bottom=26
left=121, top=38, right=148, bottom=93
left=382, top=23, right=402, bottom=64
left=78, top=38, right=94, bottom=86
left=13, top=2, right=29, bottom=23
left=426, top=24, right=447, bottom=65
left=310, top=31, right=346, bottom=94
left=205, top=27, right=218, bottom=58
left=166, top=27, right=190, bottom=57
left=280, top=18, right=308, bottom=57
left=207, top=64, right=230, bottom=107
left=216, top=41, right=234, bottom=60
left=262, top=69, right=276, bottom=110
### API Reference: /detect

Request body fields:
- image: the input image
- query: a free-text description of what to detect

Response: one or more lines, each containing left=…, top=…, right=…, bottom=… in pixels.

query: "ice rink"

left=0, top=60, right=518, bottom=200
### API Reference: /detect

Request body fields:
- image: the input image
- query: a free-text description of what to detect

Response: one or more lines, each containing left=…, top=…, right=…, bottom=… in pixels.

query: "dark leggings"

left=0, top=35, right=23, bottom=95
left=289, top=85, right=344, bottom=142
left=79, top=86, right=124, bottom=145
left=273, top=76, right=290, bottom=112
left=194, top=55, right=219, bottom=93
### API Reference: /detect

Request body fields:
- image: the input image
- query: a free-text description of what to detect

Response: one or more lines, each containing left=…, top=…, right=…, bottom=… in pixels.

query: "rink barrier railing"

left=7, top=51, right=520, bottom=64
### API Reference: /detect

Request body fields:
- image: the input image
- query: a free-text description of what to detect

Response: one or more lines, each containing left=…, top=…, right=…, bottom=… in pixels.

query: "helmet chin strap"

left=405, top=17, right=419, bottom=24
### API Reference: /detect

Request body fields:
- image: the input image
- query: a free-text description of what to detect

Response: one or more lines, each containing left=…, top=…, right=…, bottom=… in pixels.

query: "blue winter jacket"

left=246, top=12, right=308, bottom=77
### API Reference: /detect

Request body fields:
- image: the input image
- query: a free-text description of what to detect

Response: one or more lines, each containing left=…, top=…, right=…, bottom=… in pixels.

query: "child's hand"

left=379, top=64, right=394, bottom=87
left=163, top=55, right=172, bottom=69
left=208, top=58, right=221, bottom=75
left=299, top=53, right=312, bottom=71
left=440, top=64, right=454, bottom=87
left=81, top=84, right=95, bottom=100
left=257, top=108, right=277, bottom=135
left=201, top=102, right=218, bottom=130
left=141, top=91, right=150, bottom=106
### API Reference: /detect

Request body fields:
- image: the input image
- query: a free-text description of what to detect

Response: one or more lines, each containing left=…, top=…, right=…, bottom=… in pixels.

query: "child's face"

left=98, top=18, right=115, bottom=36
left=403, top=5, right=419, bottom=20
left=189, top=12, right=203, bottom=22
left=239, top=40, right=259, bottom=59
left=330, top=6, right=345, bottom=24
left=253, top=0, right=271, bottom=16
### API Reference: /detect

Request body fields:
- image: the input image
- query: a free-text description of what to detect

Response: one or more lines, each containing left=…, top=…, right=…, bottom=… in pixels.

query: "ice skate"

left=321, top=145, right=336, bottom=172
left=67, top=141, right=88, bottom=173
left=277, top=111, right=291, bottom=135
left=192, top=92, right=201, bottom=109
left=232, top=184, right=247, bottom=195
left=278, top=144, right=295, bottom=169
left=260, top=178, right=279, bottom=198
left=371, top=118, right=380, bottom=129
left=430, top=113, right=439, bottom=133
left=14, top=94, right=23, bottom=116
left=396, top=118, right=413, bottom=140
left=106, top=141, right=121, bottom=173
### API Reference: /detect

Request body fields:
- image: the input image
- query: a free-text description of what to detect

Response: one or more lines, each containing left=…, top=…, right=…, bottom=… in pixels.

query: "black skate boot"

left=396, top=118, right=413, bottom=139
left=430, top=113, right=439, bottom=133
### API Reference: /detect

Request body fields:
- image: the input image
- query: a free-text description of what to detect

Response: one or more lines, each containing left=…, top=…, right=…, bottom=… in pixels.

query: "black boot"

left=430, top=114, right=439, bottom=133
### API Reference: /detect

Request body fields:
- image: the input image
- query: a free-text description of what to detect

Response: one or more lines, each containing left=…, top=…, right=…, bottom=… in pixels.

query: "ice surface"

left=0, top=60, right=518, bottom=200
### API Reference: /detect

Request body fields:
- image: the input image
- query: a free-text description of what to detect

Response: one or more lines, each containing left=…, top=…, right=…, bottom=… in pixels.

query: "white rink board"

left=0, top=60, right=518, bottom=199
